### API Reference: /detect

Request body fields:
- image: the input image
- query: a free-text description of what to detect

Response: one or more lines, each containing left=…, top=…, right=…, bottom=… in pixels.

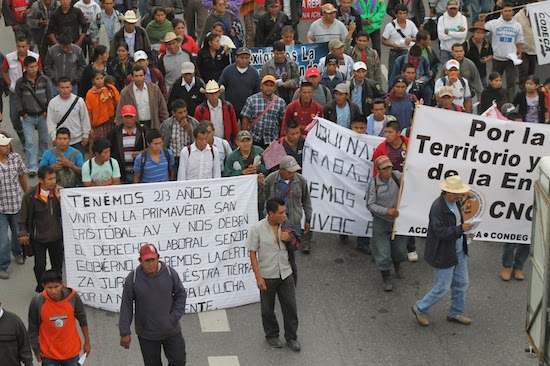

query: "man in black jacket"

left=412, top=176, right=474, bottom=327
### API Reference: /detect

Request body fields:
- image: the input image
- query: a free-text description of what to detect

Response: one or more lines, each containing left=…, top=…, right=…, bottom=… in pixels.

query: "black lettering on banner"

left=73, top=227, right=137, bottom=240
left=99, top=276, right=125, bottom=289
left=188, top=219, right=213, bottom=232
left=176, top=186, right=212, bottom=200
left=143, top=224, right=161, bottom=236
left=142, top=204, right=205, bottom=219
left=427, top=163, right=458, bottom=180
left=77, top=291, right=124, bottom=305
left=308, top=182, right=355, bottom=208
left=162, top=253, right=202, bottom=267
left=501, top=173, right=533, bottom=191
left=93, top=242, right=141, bottom=256
left=311, top=213, right=354, bottom=234
left=186, top=281, right=246, bottom=298
left=522, top=127, right=545, bottom=146
left=214, top=201, right=237, bottom=213
left=67, top=192, right=144, bottom=208
left=185, top=300, right=213, bottom=313
left=153, top=190, right=171, bottom=202
left=220, top=185, right=236, bottom=197
left=489, top=201, right=533, bottom=221
left=76, top=259, right=135, bottom=272
left=157, top=238, right=206, bottom=251
left=218, top=215, right=249, bottom=229
left=467, top=169, right=491, bottom=186
left=215, top=229, right=248, bottom=246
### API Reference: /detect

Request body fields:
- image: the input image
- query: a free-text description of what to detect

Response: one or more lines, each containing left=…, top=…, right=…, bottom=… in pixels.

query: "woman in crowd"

left=512, top=75, right=548, bottom=123
left=158, top=19, right=200, bottom=56
left=108, top=42, right=134, bottom=91
left=79, top=45, right=110, bottom=98
left=196, top=33, right=230, bottom=83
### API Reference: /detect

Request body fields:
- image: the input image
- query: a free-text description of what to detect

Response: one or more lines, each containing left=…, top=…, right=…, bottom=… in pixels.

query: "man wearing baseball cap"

left=318, top=38, right=354, bottom=80
left=292, top=67, right=333, bottom=107
left=120, top=243, right=187, bottom=365
left=412, top=176, right=474, bottom=326
left=319, top=55, right=346, bottom=98
left=349, top=61, right=386, bottom=118
left=435, top=86, right=464, bottom=112
left=434, top=59, right=472, bottom=113
left=259, top=41, right=299, bottom=105
left=168, top=61, right=206, bottom=118
left=323, top=82, right=362, bottom=128
left=307, top=3, right=349, bottom=43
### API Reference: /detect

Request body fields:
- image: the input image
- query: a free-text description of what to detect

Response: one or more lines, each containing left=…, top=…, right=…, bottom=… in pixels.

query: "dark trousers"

left=33, top=239, right=64, bottom=292
left=138, top=333, right=186, bottom=366
left=492, top=59, right=517, bottom=101
left=261, top=276, right=298, bottom=341
left=369, top=29, right=381, bottom=57
left=518, top=53, right=537, bottom=91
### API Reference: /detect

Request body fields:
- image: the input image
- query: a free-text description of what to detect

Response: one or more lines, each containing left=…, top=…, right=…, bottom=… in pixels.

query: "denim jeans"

left=0, top=213, right=21, bottom=270
left=9, top=92, right=23, bottom=135
left=502, top=243, right=530, bottom=270
left=371, top=217, right=407, bottom=271
left=416, top=250, right=469, bottom=318
left=492, top=59, right=517, bottom=101
left=471, top=0, right=492, bottom=23
left=439, top=50, right=452, bottom=67
left=138, top=333, right=186, bottom=366
left=261, top=275, right=298, bottom=341
left=22, top=115, right=48, bottom=172
left=41, top=355, right=79, bottom=366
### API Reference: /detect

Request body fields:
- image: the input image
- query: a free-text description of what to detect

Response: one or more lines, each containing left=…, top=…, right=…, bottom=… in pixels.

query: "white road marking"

left=207, top=356, right=240, bottom=366
left=381, top=65, right=388, bottom=82
left=198, top=309, right=231, bottom=332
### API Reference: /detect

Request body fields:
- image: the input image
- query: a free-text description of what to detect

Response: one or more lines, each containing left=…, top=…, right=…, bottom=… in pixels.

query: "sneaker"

left=14, top=254, right=25, bottom=265
left=0, top=270, right=9, bottom=279
left=513, top=269, right=524, bottom=281
left=411, top=305, right=429, bottom=326
left=356, top=247, right=372, bottom=255
left=382, top=277, right=393, bottom=292
left=447, top=315, right=472, bottom=325
left=501, top=267, right=512, bottom=281
left=407, top=251, right=418, bottom=262
left=28, top=171, right=37, bottom=178
left=286, top=339, right=301, bottom=351
left=266, top=337, right=283, bottom=348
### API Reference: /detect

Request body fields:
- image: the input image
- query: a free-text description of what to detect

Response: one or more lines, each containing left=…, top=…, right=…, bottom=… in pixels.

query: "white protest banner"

left=529, top=1, right=550, bottom=65
left=302, top=117, right=384, bottom=236
left=60, top=175, right=259, bottom=313
left=395, top=105, right=550, bottom=244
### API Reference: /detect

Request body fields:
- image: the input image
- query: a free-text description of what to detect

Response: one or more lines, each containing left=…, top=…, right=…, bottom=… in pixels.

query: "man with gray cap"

left=317, top=38, right=354, bottom=80
left=323, top=83, right=362, bottom=128
left=412, top=175, right=474, bottom=326
left=261, top=155, right=313, bottom=253
left=168, top=61, right=206, bottom=118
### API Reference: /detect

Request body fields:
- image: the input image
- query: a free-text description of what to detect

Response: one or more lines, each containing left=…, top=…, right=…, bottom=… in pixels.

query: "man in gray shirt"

left=246, top=197, right=301, bottom=351
left=367, top=155, right=406, bottom=292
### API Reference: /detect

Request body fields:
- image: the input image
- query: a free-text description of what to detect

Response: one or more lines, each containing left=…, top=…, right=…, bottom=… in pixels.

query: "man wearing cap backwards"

left=109, top=104, right=148, bottom=183
left=259, top=41, right=299, bottom=105
left=157, top=32, right=194, bottom=92
left=479, top=1, right=523, bottom=101
left=246, top=197, right=302, bottom=350
left=282, top=82, right=323, bottom=136
left=129, top=50, right=168, bottom=99
left=262, top=155, right=312, bottom=254
left=436, top=85, right=464, bottom=111
left=168, top=62, right=206, bottom=118
left=0, top=133, right=28, bottom=280
left=349, top=61, right=386, bottom=118
left=117, top=65, right=169, bottom=130
left=292, top=67, right=332, bottom=107
left=437, top=0, right=467, bottom=65
left=307, top=3, right=349, bottom=43
left=120, top=243, right=187, bottom=365
left=434, top=59, right=472, bottom=113
left=367, top=155, right=406, bottom=291
left=219, top=47, right=261, bottom=121
left=412, top=176, right=474, bottom=326
left=323, top=82, right=362, bottom=128
left=318, top=38, right=354, bottom=80
left=241, top=75, right=287, bottom=149
left=194, top=80, right=239, bottom=143
left=255, top=0, right=291, bottom=47
left=344, top=31, right=382, bottom=84
left=110, top=10, right=151, bottom=58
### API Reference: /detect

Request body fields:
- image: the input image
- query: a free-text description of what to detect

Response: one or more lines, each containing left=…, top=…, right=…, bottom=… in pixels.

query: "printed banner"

left=301, top=0, right=321, bottom=20
left=249, top=42, right=330, bottom=79
left=61, top=176, right=259, bottom=313
left=302, top=117, right=385, bottom=236
left=529, top=1, right=550, bottom=65
left=394, top=105, right=550, bottom=244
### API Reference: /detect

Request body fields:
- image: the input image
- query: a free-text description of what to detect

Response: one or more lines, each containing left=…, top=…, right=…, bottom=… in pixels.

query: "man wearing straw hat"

left=109, top=10, right=151, bottom=58
left=157, top=31, right=193, bottom=92
left=412, top=175, right=474, bottom=326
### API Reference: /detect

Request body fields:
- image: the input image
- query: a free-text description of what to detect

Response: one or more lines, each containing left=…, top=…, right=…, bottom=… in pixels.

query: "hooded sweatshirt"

left=437, top=11, right=468, bottom=52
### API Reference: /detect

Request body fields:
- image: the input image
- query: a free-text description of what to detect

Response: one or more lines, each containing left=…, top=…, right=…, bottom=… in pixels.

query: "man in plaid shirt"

left=241, top=75, right=287, bottom=149
left=0, top=133, right=28, bottom=279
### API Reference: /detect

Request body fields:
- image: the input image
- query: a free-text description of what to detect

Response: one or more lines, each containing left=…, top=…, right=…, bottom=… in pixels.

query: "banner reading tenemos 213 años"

left=60, top=176, right=259, bottom=313
left=249, top=43, right=329, bottom=79
left=394, top=105, right=550, bottom=244
left=302, top=117, right=384, bottom=237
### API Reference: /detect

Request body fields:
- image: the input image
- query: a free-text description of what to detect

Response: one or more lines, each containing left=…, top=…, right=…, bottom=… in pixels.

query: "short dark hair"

left=42, top=269, right=63, bottom=285
left=58, top=34, right=72, bottom=46
left=506, top=112, right=522, bottom=121
left=273, top=41, right=286, bottom=52
left=16, top=36, right=29, bottom=44
left=91, top=45, right=108, bottom=62
left=386, top=120, right=401, bottom=132
left=300, top=81, right=314, bottom=90
left=201, top=120, right=215, bottom=130
left=351, top=119, right=367, bottom=125
left=402, top=62, right=416, bottom=72
left=38, top=165, right=56, bottom=179
left=502, top=1, right=514, bottom=8
left=409, top=45, right=422, bottom=57
left=24, top=56, right=37, bottom=67
left=56, top=127, right=71, bottom=138
left=91, top=69, right=106, bottom=81
left=132, top=65, right=146, bottom=75
left=416, top=30, right=430, bottom=42
left=266, top=197, right=285, bottom=214
left=395, top=3, right=408, bottom=13
left=371, top=98, right=386, bottom=109
left=281, top=25, right=294, bottom=34
left=193, top=124, right=209, bottom=138
left=285, top=119, right=300, bottom=130
left=57, top=77, right=72, bottom=86
left=172, top=18, right=185, bottom=28
left=152, top=5, right=165, bottom=14
left=451, top=43, right=464, bottom=51
left=170, top=99, right=187, bottom=112
left=211, top=21, right=224, bottom=30
left=355, top=31, right=370, bottom=40
left=92, top=138, right=111, bottom=155
left=145, top=129, right=162, bottom=144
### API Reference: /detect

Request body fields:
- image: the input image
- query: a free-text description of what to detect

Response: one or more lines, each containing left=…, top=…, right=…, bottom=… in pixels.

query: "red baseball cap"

left=306, top=67, right=320, bottom=78
left=121, top=104, right=137, bottom=117
left=139, top=244, right=159, bottom=260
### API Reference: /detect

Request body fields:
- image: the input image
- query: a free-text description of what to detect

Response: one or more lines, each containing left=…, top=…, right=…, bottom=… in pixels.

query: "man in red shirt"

left=281, top=82, right=323, bottom=136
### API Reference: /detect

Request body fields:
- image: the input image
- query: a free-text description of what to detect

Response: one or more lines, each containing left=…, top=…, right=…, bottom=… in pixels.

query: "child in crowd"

left=479, top=72, right=507, bottom=114
left=512, top=75, right=548, bottom=123
left=146, top=7, right=173, bottom=59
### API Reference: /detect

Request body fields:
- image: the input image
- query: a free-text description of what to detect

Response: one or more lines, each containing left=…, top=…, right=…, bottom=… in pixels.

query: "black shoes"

left=286, top=339, right=301, bottom=351
left=266, top=337, right=283, bottom=348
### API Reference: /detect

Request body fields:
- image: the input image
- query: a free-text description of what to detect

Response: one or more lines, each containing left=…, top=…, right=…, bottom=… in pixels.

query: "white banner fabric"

left=529, top=1, right=550, bottom=65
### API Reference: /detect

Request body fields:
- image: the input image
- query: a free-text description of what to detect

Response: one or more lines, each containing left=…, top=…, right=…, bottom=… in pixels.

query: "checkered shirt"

left=0, top=152, right=27, bottom=214
left=241, top=92, right=287, bottom=144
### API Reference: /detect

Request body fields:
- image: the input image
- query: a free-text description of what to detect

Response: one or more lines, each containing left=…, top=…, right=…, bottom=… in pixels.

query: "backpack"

left=423, top=18, right=438, bottom=41
left=385, top=94, right=417, bottom=116
left=187, top=145, right=215, bottom=160
left=88, top=158, right=115, bottom=182
left=50, top=148, right=79, bottom=188
left=140, top=148, right=171, bottom=181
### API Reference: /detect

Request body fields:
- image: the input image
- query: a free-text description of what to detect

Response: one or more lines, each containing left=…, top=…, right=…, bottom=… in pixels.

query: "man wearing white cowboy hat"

left=194, top=80, right=239, bottom=143
left=157, top=31, right=194, bottom=92
left=412, top=175, right=474, bottom=326
left=109, top=10, right=151, bottom=58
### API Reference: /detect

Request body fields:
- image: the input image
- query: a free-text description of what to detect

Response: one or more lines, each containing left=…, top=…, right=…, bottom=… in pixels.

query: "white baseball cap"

left=0, top=134, right=12, bottom=146
left=134, top=50, right=148, bottom=62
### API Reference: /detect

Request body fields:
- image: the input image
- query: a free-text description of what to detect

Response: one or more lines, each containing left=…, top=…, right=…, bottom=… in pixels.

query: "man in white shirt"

left=437, top=0, right=467, bottom=65
left=434, top=59, right=472, bottom=113
left=480, top=1, right=523, bottom=101
left=74, top=0, right=101, bottom=57
left=177, top=124, right=221, bottom=180
left=202, top=120, right=232, bottom=176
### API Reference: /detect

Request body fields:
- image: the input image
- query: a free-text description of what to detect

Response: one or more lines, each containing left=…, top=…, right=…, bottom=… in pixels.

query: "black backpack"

left=423, top=18, right=438, bottom=41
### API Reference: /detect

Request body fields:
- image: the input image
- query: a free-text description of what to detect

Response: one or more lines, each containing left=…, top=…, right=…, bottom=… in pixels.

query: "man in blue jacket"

left=119, top=243, right=187, bottom=365
left=412, top=176, right=474, bottom=326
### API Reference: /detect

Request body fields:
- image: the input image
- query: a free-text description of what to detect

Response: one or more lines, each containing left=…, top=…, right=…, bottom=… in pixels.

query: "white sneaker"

left=0, top=270, right=9, bottom=279
left=408, top=251, right=418, bottom=262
